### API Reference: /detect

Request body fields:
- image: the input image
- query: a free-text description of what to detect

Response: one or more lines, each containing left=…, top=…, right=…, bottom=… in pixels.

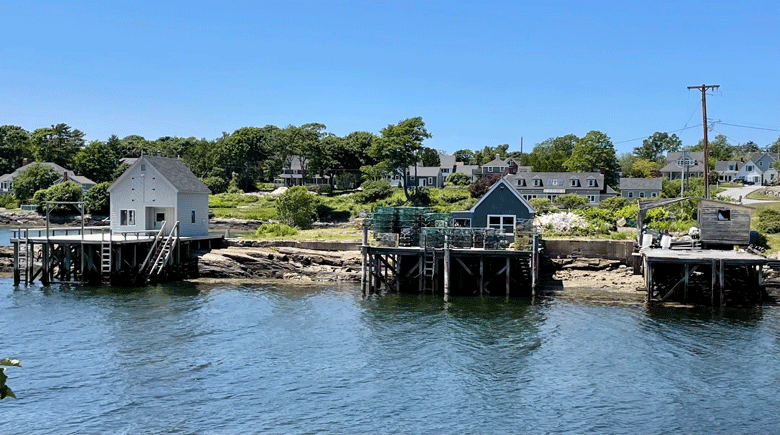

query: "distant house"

left=715, top=161, right=742, bottom=182
left=0, top=161, right=95, bottom=195
left=274, top=155, right=332, bottom=187
left=454, top=162, right=481, bottom=183
left=735, top=159, right=762, bottom=185
left=504, top=171, right=616, bottom=205
left=660, top=151, right=705, bottom=180
left=619, top=178, right=662, bottom=200
left=108, top=156, right=211, bottom=237
left=451, top=178, right=535, bottom=233
left=749, top=152, right=778, bottom=184
left=478, top=155, right=519, bottom=177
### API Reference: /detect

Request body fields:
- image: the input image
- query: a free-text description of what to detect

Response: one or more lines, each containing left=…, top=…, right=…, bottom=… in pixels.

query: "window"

left=428, top=177, right=434, bottom=185
left=547, top=194, right=558, bottom=201
left=570, top=179, right=578, bottom=187
left=628, top=192, right=634, bottom=198
left=488, top=215, right=515, bottom=234
left=517, top=179, right=525, bottom=187
left=533, top=179, right=541, bottom=186
left=140, top=164, right=146, bottom=171
left=588, top=179, right=596, bottom=187
left=639, top=192, right=645, bottom=198
left=120, top=209, right=136, bottom=226
left=747, top=165, right=753, bottom=171
left=729, top=165, right=734, bottom=170
left=587, top=195, right=596, bottom=202
left=191, top=210, right=196, bottom=224
left=759, top=161, right=763, bottom=167
left=651, top=192, right=658, bottom=197
left=717, top=209, right=731, bottom=221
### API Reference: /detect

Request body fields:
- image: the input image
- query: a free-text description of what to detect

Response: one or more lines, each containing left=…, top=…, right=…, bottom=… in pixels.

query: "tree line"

left=2, top=120, right=778, bottom=200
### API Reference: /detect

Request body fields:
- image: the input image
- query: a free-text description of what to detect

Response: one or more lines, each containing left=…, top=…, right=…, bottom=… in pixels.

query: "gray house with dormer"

left=504, top=171, right=616, bottom=205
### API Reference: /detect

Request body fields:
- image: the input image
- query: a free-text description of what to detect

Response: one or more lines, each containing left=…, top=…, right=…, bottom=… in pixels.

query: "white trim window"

left=533, top=179, right=542, bottom=186
left=628, top=192, right=634, bottom=198
left=587, top=195, right=597, bottom=203
left=651, top=192, right=658, bottom=197
left=570, top=179, right=578, bottom=187
left=120, top=209, right=136, bottom=226
left=191, top=210, right=196, bottom=224
left=588, top=179, right=596, bottom=187
left=428, top=177, right=434, bottom=185
left=454, top=218, right=471, bottom=228
left=487, top=214, right=515, bottom=234
left=639, top=192, right=645, bottom=198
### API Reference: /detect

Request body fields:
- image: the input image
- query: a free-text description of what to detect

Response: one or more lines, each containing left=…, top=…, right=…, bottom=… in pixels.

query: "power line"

left=712, top=121, right=780, bottom=132
left=613, top=124, right=702, bottom=145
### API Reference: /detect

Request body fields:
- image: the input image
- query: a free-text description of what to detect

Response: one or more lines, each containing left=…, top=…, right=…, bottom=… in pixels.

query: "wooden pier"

left=11, top=224, right=223, bottom=286
left=642, top=248, right=767, bottom=306
left=361, top=226, right=540, bottom=297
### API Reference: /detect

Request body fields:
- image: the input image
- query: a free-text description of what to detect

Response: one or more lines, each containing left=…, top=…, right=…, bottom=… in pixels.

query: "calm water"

left=0, top=227, right=13, bottom=245
left=2, top=278, right=779, bottom=434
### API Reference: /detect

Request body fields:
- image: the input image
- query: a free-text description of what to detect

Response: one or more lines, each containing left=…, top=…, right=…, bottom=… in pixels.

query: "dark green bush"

left=202, top=176, right=227, bottom=194
left=757, top=209, right=780, bottom=234
left=84, top=182, right=111, bottom=215
left=354, top=180, right=393, bottom=204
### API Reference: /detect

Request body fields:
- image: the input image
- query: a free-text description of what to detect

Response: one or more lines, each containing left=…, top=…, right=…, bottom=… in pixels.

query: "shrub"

left=0, top=194, right=19, bottom=209
left=33, top=181, right=84, bottom=215
left=276, top=186, right=316, bottom=229
left=599, top=196, right=629, bottom=211
left=226, top=176, right=243, bottom=194
left=553, top=193, right=588, bottom=209
left=354, top=179, right=393, bottom=204
left=313, top=184, right=333, bottom=195
left=468, top=174, right=500, bottom=198
left=252, top=223, right=298, bottom=238
left=315, top=203, right=351, bottom=222
left=408, top=186, right=431, bottom=206
left=757, top=209, right=780, bottom=234
left=84, top=182, right=111, bottom=215
left=529, top=198, right=556, bottom=214
left=202, top=176, right=227, bottom=194
left=446, top=172, right=471, bottom=186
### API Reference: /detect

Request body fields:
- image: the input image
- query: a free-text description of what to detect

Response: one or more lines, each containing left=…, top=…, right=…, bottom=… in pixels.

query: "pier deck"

left=642, top=248, right=767, bottom=306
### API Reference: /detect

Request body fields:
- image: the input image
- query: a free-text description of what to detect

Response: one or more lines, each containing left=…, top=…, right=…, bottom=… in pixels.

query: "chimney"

left=22, top=158, right=28, bottom=167
left=495, top=154, right=500, bottom=160
left=63, top=171, right=68, bottom=181
left=599, top=167, right=605, bottom=175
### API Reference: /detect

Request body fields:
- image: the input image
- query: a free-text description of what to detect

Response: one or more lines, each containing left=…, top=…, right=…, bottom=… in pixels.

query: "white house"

left=735, top=160, right=762, bottom=185
left=108, top=156, right=211, bottom=237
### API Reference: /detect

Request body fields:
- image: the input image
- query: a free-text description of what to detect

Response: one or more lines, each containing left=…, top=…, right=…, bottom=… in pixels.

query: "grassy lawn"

left=244, top=225, right=362, bottom=242
left=746, top=189, right=777, bottom=201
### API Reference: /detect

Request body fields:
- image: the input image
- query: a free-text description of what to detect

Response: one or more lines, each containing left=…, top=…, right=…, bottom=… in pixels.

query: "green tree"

left=453, top=149, right=475, bottom=164
left=634, top=132, right=682, bottom=161
left=116, top=135, right=150, bottom=157
left=446, top=172, right=471, bottom=186
left=368, top=117, right=432, bottom=203
left=618, top=153, right=638, bottom=177
left=33, top=181, right=84, bottom=215
left=74, top=140, right=119, bottom=183
left=84, top=181, right=111, bottom=214
left=629, top=158, right=661, bottom=178
left=276, top=186, right=316, bottom=229
left=219, top=126, right=280, bottom=189
left=12, top=163, right=60, bottom=202
left=473, top=144, right=509, bottom=165
left=564, top=131, right=620, bottom=186
left=768, top=135, right=780, bottom=154
left=29, top=123, right=85, bottom=167
left=690, top=134, right=733, bottom=162
left=419, top=147, right=441, bottom=167
left=0, top=125, right=30, bottom=174
left=522, top=135, right=578, bottom=172
left=598, top=196, right=629, bottom=211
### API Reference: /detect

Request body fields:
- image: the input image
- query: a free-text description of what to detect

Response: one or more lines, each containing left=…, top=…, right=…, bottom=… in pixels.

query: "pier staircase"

left=423, top=247, right=436, bottom=290
left=15, top=228, right=29, bottom=283
left=135, top=222, right=180, bottom=284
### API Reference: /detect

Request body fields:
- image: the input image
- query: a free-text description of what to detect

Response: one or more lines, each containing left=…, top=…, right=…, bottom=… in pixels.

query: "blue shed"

left=451, top=178, right=536, bottom=233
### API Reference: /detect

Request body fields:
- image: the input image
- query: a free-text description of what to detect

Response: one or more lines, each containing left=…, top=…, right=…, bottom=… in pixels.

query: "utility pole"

left=687, top=84, right=719, bottom=198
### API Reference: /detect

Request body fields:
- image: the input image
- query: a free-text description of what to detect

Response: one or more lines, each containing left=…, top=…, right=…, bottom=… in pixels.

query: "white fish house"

left=108, top=156, right=211, bottom=237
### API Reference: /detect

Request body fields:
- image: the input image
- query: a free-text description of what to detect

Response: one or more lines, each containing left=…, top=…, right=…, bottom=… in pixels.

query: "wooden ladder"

left=423, top=247, right=435, bottom=289
left=16, top=228, right=29, bottom=284
left=148, top=222, right=179, bottom=279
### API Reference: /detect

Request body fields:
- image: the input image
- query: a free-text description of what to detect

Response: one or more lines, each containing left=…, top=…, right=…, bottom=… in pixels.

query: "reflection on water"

left=1, top=279, right=778, bottom=434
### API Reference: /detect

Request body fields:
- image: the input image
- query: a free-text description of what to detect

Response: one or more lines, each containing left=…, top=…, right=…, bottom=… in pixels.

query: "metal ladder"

left=423, top=247, right=435, bottom=289
left=16, top=228, right=29, bottom=283
left=148, top=222, right=179, bottom=279
left=100, top=228, right=112, bottom=284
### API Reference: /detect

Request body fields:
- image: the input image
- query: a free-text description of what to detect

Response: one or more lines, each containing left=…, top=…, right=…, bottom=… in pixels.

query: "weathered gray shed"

left=697, top=200, right=752, bottom=246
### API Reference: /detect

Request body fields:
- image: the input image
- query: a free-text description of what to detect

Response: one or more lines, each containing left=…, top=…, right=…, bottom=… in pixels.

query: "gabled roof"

left=714, top=161, right=741, bottom=172
left=482, top=156, right=517, bottom=168
left=665, top=151, right=705, bottom=164
left=455, top=164, right=480, bottom=175
left=407, top=165, right=442, bottom=178
left=108, top=156, right=210, bottom=194
left=0, top=161, right=95, bottom=186
left=750, top=152, right=778, bottom=163
left=438, top=154, right=456, bottom=169
left=505, top=172, right=605, bottom=190
left=619, top=177, right=662, bottom=190
left=467, top=178, right=535, bottom=214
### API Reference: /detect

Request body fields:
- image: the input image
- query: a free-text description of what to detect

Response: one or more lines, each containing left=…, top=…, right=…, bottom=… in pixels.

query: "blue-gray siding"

left=470, top=185, right=534, bottom=228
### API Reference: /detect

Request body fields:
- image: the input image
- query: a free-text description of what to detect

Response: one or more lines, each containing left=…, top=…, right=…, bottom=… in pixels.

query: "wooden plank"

left=456, top=258, right=474, bottom=276
left=479, top=257, right=484, bottom=296
left=506, top=257, right=510, bottom=297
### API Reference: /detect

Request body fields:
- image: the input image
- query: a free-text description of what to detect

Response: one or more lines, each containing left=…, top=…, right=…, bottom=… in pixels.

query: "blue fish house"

left=451, top=178, right=536, bottom=234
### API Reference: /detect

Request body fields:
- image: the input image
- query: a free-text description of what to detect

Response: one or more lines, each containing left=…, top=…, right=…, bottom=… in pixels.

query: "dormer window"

left=588, top=179, right=596, bottom=187
left=533, top=179, right=541, bottom=187
left=570, top=179, right=578, bottom=187
left=517, top=179, right=525, bottom=187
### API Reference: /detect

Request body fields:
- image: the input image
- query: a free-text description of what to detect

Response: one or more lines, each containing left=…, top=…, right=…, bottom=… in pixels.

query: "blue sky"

left=2, top=0, right=778, bottom=155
